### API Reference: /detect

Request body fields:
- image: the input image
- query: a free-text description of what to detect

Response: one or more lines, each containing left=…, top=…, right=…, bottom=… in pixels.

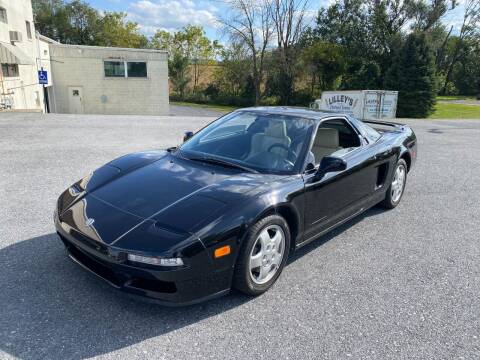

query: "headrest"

left=314, top=128, right=339, bottom=148
left=265, top=121, right=287, bottom=138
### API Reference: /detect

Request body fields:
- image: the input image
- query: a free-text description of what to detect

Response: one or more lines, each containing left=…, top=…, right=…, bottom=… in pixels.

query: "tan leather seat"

left=312, top=128, right=341, bottom=163
left=248, top=121, right=291, bottom=158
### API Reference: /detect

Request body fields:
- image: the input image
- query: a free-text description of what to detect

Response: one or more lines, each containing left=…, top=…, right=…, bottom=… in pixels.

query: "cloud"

left=128, top=0, right=219, bottom=35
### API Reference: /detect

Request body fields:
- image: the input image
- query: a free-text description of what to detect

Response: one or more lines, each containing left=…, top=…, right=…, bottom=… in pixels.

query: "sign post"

left=38, top=69, right=49, bottom=113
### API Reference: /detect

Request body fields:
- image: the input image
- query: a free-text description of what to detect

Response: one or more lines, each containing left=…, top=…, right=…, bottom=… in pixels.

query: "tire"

left=381, top=158, right=408, bottom=209
left=233, top=214, right=291, bottom=296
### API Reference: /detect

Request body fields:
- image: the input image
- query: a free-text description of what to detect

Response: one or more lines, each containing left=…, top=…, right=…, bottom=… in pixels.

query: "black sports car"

left=55, top=107, right=417, bottom=305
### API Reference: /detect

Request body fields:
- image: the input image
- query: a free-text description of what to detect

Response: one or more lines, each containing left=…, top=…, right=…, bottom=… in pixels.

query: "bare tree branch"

left=270, top=0, right=309, bottom=104
left=218, top=0, right=274, bottom=104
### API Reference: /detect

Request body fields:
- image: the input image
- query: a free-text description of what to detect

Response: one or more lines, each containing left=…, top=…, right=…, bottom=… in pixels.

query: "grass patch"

left=437, top=95, right=476, bottom=101
left=172, top=99, right=480, bottom=119
left=430, top=102, right=480, bottom=119
left=170, top=101, right=237, bottom=113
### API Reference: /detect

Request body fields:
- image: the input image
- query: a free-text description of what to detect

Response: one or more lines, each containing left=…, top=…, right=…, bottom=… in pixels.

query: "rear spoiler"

left=362, top=119, right=407, bottom=131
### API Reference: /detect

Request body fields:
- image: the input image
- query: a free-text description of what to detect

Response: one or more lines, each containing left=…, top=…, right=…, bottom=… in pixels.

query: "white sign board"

left=315, top=90, right=398, bottom=120
left=363, top=91, right=398, bottom=119
left=317, top=91, right=364, bottom=118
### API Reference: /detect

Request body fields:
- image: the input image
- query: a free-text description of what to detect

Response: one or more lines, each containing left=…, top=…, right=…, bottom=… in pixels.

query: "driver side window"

left=311, top=118, right=361, bottom=165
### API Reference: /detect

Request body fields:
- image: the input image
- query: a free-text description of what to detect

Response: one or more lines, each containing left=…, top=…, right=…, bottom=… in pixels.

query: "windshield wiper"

left=187, top=155, right=258, bottom=173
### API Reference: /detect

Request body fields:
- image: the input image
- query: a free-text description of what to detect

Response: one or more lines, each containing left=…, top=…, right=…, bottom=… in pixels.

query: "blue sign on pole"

left=38, top=70, right=48, bottom=85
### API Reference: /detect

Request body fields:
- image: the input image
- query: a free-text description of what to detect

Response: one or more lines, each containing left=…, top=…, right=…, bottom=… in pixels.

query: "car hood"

left=87, top=153, right=284, bottom=232
left=57, top=151, right=289, bottom=252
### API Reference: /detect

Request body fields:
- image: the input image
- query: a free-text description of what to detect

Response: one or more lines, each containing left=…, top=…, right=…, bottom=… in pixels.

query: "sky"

left=85, top=0, right=467, bottom=40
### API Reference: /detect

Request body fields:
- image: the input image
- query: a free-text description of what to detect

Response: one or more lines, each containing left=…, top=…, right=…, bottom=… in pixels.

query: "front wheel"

left=233, top=215, right=290, bottom=296
left=381, top=158, right=408, bottom=209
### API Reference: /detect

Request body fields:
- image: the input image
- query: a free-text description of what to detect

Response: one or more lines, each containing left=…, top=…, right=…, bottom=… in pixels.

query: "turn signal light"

left=214, top=245, right=231, bottom=258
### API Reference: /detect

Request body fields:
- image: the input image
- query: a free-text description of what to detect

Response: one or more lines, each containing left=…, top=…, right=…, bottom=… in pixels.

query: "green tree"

left=439, top=0, right=480, bottom=93
left=178, top=26, right=220, bottom=92
left=151, top=26, right=219, bottom=95
left=342, top=60, right=382, bottom=90
left=97, top=12, right=148, bottom=48
left=58, top=0, right=101, bottom=45
left=219, top=0, right=274, bottom=105
left=169, top=52, right=190, bottom=98
left=314, top=0, right=372, bottom=63
left=33, top=0, right=92, bottom=44
left=452, top=38, right=480, bottom=95
left=301, top=41, right=345, bottom=96
left=312, top=0, right=457, bottom=90
left=385, top=33, right=437, bottom=118
left=150, top=30, right=174, bottom=54
left=33, top=0, right=147, bottom=48
left=214, top=43, right=251, bottom=97
left=270, top=0, right=310, bottom=105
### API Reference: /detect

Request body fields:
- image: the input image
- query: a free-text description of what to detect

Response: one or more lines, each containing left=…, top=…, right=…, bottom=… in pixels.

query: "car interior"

left=310, top=119, right=361, bottom=165
left=247, top=120, right=291, bottom=158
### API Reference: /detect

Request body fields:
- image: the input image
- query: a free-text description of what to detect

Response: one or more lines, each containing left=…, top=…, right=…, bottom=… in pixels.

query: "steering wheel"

left=267, top=143, right=296, bottom=169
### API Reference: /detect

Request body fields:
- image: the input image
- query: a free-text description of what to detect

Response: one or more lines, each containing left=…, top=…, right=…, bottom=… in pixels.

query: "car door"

left=301, top=117, right=379, bottom=243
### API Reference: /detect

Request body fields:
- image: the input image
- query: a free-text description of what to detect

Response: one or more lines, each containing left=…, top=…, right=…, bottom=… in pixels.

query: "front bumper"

left=55, top=219, right=232, bottom=306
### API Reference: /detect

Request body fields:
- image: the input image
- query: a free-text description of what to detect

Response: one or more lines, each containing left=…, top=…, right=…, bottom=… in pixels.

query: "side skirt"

left=295, top=192, right=384, bottom=250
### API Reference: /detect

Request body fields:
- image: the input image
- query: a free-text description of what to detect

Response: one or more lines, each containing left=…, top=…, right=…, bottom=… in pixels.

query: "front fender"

left=193, top=175, right=305, bottom=271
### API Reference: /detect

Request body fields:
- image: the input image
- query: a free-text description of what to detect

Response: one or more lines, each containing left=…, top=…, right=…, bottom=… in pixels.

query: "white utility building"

left=0, top=0, right=51, bottom=111
left=49, top=44, right=169, bottom=115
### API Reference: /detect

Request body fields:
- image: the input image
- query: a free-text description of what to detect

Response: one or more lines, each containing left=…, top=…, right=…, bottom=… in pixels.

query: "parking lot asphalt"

left=1, top=110, right=479, bottom=360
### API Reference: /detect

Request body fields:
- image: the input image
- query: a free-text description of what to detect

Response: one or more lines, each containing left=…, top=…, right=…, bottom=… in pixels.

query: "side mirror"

left=183, top=131, right=194, bottom=142
left=314, top=156, right=347, bottom=180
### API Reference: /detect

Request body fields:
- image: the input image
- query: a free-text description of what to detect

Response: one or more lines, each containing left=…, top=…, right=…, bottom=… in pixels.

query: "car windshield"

left=178, top=111, right=313, bottom=174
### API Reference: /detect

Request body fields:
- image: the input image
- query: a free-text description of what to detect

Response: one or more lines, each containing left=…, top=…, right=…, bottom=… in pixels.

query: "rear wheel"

left=233, top=215, right=290, bottom=296
left=381, top=158, right=407, bottom=209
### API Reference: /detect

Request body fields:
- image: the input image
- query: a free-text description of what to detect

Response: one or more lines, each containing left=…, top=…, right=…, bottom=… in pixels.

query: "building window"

left=104, top=61, right=125, bottom=77
left=1, top=64, right=19, bottom=77
left=104, top=60, right=147, bottom=78
left=26, top=21, right=32, bottom=39
left=0, top=8, right=7, bottom=24
left=127, top=62, right=147, bottom=77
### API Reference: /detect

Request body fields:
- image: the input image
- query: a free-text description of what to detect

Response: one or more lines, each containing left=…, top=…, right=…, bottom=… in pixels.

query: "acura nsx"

left=54, top=107, right=417, bottom=305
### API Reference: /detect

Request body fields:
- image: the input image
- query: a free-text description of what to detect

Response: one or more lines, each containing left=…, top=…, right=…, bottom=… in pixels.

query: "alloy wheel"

left=249, top=225, right=286, bottom=285
left=391, top=164, right=406, bottom=203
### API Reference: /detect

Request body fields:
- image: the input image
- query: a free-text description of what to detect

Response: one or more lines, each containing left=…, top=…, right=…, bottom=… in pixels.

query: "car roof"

left=237, top=106, right=348, bottom=121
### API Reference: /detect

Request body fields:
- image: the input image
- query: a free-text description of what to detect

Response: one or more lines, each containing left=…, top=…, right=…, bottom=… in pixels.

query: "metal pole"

left=42, top=67, right=48, bottom=113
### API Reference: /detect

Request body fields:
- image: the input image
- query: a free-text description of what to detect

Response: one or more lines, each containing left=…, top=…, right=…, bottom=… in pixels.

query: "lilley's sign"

left=326, top=94, right=358, bottom=108
left=316, top=90, right=398, bottom=120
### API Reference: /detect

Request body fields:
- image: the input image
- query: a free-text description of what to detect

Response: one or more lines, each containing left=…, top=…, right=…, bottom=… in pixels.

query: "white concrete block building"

left=49, top=45, right=169, bottom=115
left=0, top=0, right=169, bottom=115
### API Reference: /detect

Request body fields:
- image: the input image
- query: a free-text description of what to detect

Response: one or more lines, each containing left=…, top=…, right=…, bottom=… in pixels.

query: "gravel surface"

left=0, top=111, right=479, bottom=360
